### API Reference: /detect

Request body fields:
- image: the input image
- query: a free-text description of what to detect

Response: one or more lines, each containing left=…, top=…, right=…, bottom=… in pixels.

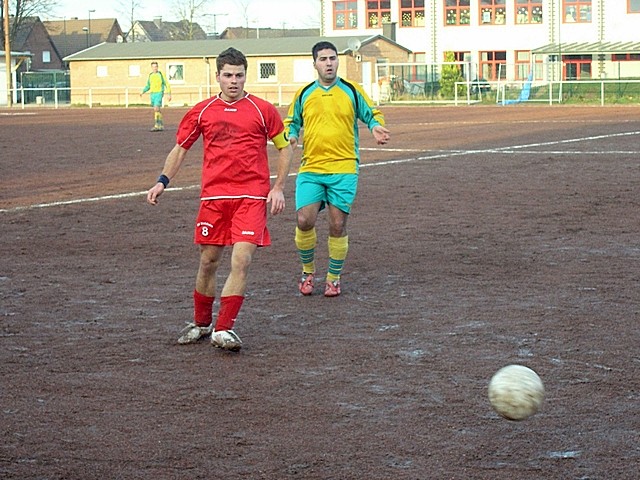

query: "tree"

left=439, top=51, right=465, bottom=99
left=233, top=0, right=320, bottom=32
left=117, top=0, right=145, bottom=41
left=172, top=0, right=211, bottom=40
left=295, top=0, right=321, bottom=29
left=234, top=0, right=250, bottom=30
left=0, top=0, right=58, bottom=48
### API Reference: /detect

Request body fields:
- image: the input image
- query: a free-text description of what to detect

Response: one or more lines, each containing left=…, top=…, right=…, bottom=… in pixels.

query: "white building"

left=0, top=51, right=31, bottom=106
left=320, top=1, right=640, bottom=82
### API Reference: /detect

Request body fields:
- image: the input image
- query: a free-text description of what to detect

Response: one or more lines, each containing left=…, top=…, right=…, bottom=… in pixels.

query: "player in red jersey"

left=146, top=47, right=292, bottom=351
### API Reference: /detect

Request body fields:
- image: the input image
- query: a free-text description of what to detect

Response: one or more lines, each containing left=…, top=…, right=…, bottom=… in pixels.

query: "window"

left=630, top=0, right=640, bottom=13
left=167, top=64, right=184, bottom=82
left=367, top=1, right=391, bottom=28
left=612, top=53, right=640, bottom=61
left=516, top=0, right=542, bottom=24
left=448, top=51, right=469, bottom=79
left=480, top=0, right=506, bottom=25
left=564, top=1, right=591, bottom=23
left=129, top=65, right=141, bottom=77
left=42, top=50, right=51, bottom=63
left=479, top=51, right=507, bottom=80
left=515, top=51, right=544, bottom=80
left=408, top=52, right=426, bottom=81
left=445, top=0, right=471, bottom=26
left=377, top=58, right=390, bottom=80
left=258, top=62, right=277, bottom=81
left=515, top=51, right=530, bottom=80
left=564, top=55, right=591, bottom=79
left=334, top=1, right=358, bottom=29
left=400, top=0, right=425, bottom=27
left=97, top=66, right=108, bottom=78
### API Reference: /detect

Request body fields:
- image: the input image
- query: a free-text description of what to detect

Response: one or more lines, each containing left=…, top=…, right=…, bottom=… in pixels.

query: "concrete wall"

left=68, top=39, right=410, bottom=106
left=69, top=52, right=404, bottom=106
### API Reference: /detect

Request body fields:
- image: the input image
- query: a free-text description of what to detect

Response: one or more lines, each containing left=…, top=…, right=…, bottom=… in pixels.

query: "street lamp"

left=88, top=9, right=95, bottom=47
left=82, top=27, right=89, bottom=47
left=251, top=20, right=260, bottom=39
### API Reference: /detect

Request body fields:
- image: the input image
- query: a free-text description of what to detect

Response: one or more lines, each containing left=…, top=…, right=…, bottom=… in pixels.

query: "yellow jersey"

left=142, top=71, right=170, bottom=95
left=285, top=77, right=385, bottom=174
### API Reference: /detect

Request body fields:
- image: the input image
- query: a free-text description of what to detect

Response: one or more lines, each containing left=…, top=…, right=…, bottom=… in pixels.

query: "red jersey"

left=176, top=93, right=285, bottom=200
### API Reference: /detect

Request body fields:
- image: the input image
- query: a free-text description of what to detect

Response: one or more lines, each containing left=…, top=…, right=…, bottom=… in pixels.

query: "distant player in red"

left=146, top=47, right=292, bottom=351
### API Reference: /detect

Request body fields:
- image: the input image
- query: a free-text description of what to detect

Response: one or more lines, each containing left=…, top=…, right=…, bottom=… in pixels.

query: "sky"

left=44, top=0, right=321, bottom=34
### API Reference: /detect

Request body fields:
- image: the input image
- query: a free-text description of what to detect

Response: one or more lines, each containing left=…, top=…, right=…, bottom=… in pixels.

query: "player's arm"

left=350, top=84, right=390, bottom=145
left=141, top=76, right=150, bottom=96
left=359, top=92, right=390, bottom=145
left=162, top=72, right=172, bottom=99
left=267, top=130, right=292, bottom=215
left=371, top=124, right=390, bottom=145
left=357, top=99, right=390, bottom=145
left=283, top=91, right=303, bottom=147
left=146, top=144, right=188, bottom=205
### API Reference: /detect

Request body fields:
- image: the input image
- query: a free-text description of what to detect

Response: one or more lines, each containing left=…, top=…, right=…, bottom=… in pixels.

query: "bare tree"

left=299, top=0, right=321, bottom=29
left=117, top=0, right=145, bottom=41
left=232, top=0, right=319, bottom=33
left=233, top=0, right=250, bottom=29
left=172, top=0, right=211, bottom=40
left=0, top=0, right=58, bottom=47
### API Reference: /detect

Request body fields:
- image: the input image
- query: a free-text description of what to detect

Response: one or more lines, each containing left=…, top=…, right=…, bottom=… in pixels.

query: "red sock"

left=214, top=295, right=244, bottom=331
left=193, top=290, right=214, bottom=327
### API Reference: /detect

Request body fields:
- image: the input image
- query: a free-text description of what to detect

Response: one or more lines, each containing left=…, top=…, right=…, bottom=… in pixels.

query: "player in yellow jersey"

left=284, top=41, right=390, bottom=297
left=140, top=61, right=172, bottom=131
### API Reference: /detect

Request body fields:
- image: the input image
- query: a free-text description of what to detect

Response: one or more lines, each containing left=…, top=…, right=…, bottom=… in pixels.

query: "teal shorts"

left=150, top=92, right=164, bottom=107
left=295, top=172, right=358, bottom=213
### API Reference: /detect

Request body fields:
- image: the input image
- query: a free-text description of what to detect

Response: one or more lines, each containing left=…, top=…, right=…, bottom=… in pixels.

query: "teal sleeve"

left=161, top=73, right=170, bottom=92
left=285, top=94, right=303, bottom=139
left=355, top=89, right=385, bottom=130
left=356, top=93, right=379, bottom=130
left=141, top=76, right=150, bottom=94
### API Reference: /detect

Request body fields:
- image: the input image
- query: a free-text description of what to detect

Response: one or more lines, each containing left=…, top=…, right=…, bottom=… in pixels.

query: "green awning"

left=532, top=42, right=640, bottom=55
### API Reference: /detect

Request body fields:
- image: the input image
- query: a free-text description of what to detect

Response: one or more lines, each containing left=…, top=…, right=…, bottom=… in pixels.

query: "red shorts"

left=194, top=198, right=271, bottom=246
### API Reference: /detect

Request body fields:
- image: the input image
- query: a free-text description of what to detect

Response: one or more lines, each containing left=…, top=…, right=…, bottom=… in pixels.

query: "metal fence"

left=8, top=82, right=305, bottom=109
left=7, top=78, right=640, bottom=108
left=18, top=71, right=71, bottom=105
left=454, top=79, right=640, bottom=106
left=374, top=61, right=640, bottom=105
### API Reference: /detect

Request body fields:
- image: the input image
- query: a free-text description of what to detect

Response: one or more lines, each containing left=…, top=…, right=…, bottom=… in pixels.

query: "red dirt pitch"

left=1, top=105, right=639, bottom=479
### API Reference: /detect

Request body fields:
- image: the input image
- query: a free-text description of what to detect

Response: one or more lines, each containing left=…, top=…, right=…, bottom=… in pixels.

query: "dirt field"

left=1, top=104, right=639, bottom=479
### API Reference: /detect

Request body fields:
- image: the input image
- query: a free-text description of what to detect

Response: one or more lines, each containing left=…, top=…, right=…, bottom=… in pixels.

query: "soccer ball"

left=488, top=364, right=544, bottom=421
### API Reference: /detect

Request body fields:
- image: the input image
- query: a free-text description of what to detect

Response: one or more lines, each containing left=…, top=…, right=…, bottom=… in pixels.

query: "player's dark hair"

left=312, top=41, right=338, bottom=61
left=216, top=47, right=248, bottom=72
